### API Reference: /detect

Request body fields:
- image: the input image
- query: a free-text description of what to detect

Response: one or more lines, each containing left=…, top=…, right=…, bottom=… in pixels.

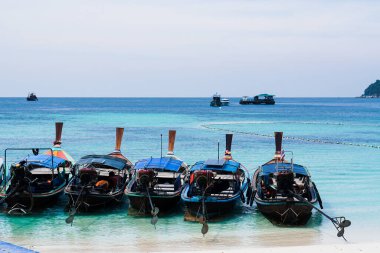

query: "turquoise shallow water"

left=0, top=97, right=379, bottom=251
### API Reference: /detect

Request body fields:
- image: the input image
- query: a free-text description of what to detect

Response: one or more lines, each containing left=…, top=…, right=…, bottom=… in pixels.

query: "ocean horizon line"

left=0, top=96, right=367, bottom=99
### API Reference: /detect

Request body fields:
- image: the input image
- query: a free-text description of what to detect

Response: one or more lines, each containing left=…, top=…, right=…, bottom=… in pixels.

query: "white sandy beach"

left=33, top=243, right=380, bottom=253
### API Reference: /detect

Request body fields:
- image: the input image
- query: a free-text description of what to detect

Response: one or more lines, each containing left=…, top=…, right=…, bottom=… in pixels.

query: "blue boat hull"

left=183, top=198, right=239, bottom=219
left=181, top=184, right=243, bottom=219
left=126, top=193, right=181, bottom=214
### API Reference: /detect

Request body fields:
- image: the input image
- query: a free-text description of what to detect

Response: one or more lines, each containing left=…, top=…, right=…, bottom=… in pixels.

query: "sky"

left=0, top=0, right=379, bottom=97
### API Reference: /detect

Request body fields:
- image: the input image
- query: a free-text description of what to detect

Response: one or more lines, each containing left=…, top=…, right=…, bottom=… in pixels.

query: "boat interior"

left=8, top=163, right=67, bottom=194
left=188, top=169, right=245, bottom=199
left=70, top=163, right=127, bottom=194
left=258, top=169, right=312, bottom=201
left=130, top=170, right=185, bottom=196
left=153, top=171, right=185, bottom=195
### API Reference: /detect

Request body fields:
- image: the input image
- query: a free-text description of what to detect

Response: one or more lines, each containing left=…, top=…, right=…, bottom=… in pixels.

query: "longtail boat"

left=125, top=130, right=188, bottom=226
left=0, top=122, right=73, bottom=214
left=181, top=134, right=249, bottom=235
left=248, top=132, right=351, bottom=239
left=65, top=128, right=132, bottom=223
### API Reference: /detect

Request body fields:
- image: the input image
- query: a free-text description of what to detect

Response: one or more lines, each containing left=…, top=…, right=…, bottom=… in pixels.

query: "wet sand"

left=34, top=243, right=380, bottom=253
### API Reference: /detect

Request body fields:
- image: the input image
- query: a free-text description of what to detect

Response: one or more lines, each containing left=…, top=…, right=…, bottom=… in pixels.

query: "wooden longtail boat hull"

left=65, top=185, right=126, bottom=209
left=126, top=192, right=181, bottom=213
left=255, top=198, right=315, bottom=225
left=183, top=196, right=239, bottom=219
left=181, top=180, right=245, bottom=220
left=4, top=182, right=66, bottom=209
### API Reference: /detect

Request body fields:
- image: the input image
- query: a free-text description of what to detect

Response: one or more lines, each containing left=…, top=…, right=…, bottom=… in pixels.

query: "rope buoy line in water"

left=201, top=124, right=380, bottom=150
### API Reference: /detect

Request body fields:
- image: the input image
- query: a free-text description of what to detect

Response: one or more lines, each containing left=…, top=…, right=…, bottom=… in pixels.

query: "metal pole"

left=217, top=141, right=220, bottom=160
left=160, top=134, right=163, bottom=158
left=4, top=149, right=7, bottom=187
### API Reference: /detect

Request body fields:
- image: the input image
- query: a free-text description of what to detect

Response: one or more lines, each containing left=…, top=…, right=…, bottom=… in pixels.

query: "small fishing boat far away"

left=210, top=93, right=229, bottom=107
left=65, top=128, right=132, bottom=225
left=125, top=130, right=188, bottom=227
left=26, top=92, right=38, bottom=101
left=0, top=122, right=73, bottom=214
left=181, top=134, right=249, bottom=235
left=248, top=132, right=351, bottom=239
left=220, top=98, right=230, bottom=106
left=239, top=94, right=275, bottom=105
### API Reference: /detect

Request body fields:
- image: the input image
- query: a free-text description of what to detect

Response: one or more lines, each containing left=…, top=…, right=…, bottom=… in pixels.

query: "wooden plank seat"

left=153, top=191, right=178, bottom=196
left=154, top=184, right=175, bottom=189
left=30, top=167, right=70, bottom=175
left=153, top=184, right=176, bottom=195
left=221, top=190, right=235, bottom=194
left=210, top=188, right=235, bottom=197
left=214, top=174, right=245, bottom=183
left=155, top=172, right=184, bottom=179
left=210, top=193, right=234, bottom=197
left=214, top=175, right=235, bottom=180
left=97, top=168, right=124, bottom=176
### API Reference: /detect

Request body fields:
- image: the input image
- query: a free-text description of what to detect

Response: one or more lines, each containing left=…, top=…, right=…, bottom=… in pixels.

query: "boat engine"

left=11, top=163, right=26, bottom=183
left=10, top=161, right=32, bottom=188
left=276, top=170, right=294, bottom=195
left=192, top=170, right=215, bottom=190
left=79, top=168, right=97, bottom=186
left=137, top=169, right=155, bottom=188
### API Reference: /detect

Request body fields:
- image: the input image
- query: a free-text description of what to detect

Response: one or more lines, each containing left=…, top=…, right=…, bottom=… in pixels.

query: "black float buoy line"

left=290, top=191, right=351, bottom=240
left=202, top=123, right=380, bottom=150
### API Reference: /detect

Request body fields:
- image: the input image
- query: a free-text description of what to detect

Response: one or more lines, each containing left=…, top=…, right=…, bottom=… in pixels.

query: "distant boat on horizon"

left=26, top=92, right=38, bottom=101
left=239, top=94, right=275, bottom=105
left=210, top=93, right=229, bottom=107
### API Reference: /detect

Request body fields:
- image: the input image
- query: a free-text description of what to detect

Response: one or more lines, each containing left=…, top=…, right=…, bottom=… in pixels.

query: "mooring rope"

left=201, top=123, right=380, bottom=149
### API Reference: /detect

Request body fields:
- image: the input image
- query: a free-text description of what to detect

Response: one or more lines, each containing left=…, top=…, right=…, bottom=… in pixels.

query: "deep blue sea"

left=0, top=97, right=379, bottom=251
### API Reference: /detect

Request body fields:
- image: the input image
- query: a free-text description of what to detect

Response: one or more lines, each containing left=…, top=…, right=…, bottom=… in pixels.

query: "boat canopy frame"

left=2, top=147, right=59, bottom=190
left=260, top=163, right=310, bottom=177
left=75, top=155, right=129, bottom=171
